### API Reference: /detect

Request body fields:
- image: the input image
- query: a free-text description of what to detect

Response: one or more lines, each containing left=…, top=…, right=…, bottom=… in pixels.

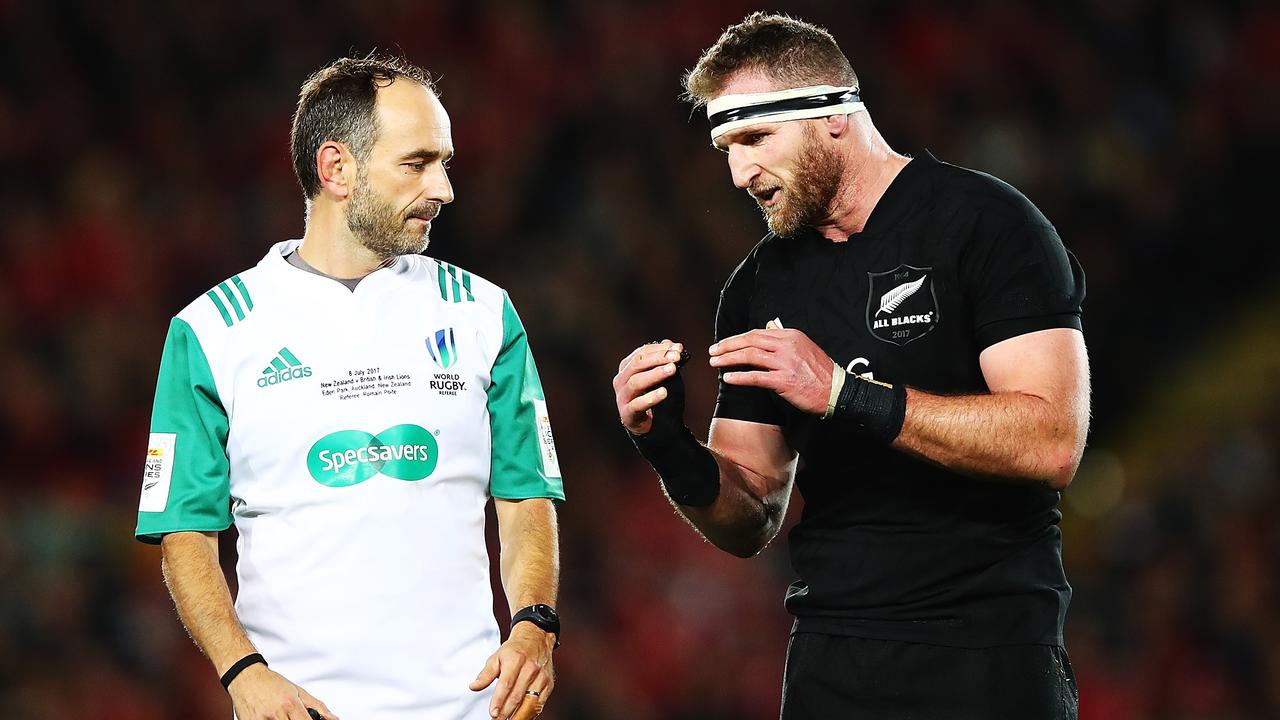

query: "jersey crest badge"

left=426, top=328, right=459, bottom=369
left=866, top=265, right=938, bottom=346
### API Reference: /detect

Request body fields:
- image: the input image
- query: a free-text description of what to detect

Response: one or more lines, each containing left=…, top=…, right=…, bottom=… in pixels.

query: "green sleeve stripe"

left=436, top=262, right=450, bottom=301
left=232, top=275, right=254, bottom=310
left=205, top=290, right=234, bottom=327
left=486, top=292, right=565, bottom=501
left=136, top=318, right=234, bottom=542
left=217, top=282, right=246, bottom=321
left=444, top=263, right=462, bottom=303
left=462, top=271, right=475, bottom=301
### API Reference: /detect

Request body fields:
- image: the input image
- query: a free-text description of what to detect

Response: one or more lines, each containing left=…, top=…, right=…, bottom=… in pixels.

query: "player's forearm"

left=893, top=388, right=1087, bottom=489
left=497, top=499, right=560, bottom=611
left=160, top=531, right=258, bottom=675
left=672, top=453, right=789, bottom=558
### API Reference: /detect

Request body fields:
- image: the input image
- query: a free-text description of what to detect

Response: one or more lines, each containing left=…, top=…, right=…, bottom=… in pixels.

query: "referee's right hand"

left=613, top=339, right=685, bottom=435
left=227, top=663, right=339, bottom=720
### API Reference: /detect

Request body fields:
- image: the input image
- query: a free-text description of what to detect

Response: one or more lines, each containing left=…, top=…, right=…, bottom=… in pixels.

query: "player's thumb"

left=469, top=653, right=501, bottom=691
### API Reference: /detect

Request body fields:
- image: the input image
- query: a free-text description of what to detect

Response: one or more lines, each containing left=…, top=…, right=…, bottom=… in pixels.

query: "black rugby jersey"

left=714, top=151, right=1086, bottom=648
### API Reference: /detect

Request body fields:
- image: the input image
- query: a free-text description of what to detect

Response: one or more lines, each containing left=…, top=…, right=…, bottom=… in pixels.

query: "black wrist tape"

left=220, top=652, right=267, bottom=691
left=627, top=350, right=720, bottom=507
left=832, top=375, right=908, bottom=444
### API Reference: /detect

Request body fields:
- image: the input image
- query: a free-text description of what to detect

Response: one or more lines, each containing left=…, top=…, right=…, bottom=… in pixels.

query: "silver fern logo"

left=877, top=276, right=927, bottom=316
left=866, top=264, right=938, bottom=346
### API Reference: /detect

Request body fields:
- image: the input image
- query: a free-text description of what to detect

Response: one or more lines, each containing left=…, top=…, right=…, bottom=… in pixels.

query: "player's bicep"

left=979, top=328, right=1090, bottom=418
left=707, top=417, right=797, bottom=501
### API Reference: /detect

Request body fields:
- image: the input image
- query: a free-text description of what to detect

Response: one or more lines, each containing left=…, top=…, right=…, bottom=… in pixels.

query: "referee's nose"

left=423, top=164, right=455, bottom=205
left=727, top=144, right=760, bottom=190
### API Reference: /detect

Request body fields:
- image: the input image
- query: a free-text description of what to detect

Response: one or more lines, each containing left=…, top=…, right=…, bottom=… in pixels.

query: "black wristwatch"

left=511, top=604, right=561, bottom=648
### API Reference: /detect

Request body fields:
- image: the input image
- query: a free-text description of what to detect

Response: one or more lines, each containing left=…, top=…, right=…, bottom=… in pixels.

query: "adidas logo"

left=257, top=347, right=313, bottom=388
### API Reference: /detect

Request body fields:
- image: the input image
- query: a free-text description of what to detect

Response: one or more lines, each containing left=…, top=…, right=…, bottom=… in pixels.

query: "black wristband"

left=220, top=652, right=267, bottom=691
left=831, top=375, right=908, bottom=444
left=629, top=420, right=721, bottom=507
left=627, top=349, right=720, bottom=507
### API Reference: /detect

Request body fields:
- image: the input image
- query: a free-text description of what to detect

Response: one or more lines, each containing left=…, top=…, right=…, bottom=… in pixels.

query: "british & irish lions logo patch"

left=866, top=264, right=938, bottom=346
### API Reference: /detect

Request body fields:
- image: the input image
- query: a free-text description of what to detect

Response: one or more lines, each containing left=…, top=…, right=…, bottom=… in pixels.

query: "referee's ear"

left=315, top=140, right=353, bottom=200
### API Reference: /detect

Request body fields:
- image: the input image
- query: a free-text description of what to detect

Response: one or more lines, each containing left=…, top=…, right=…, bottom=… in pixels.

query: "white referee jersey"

left=136, top=240, right=564, bottom=718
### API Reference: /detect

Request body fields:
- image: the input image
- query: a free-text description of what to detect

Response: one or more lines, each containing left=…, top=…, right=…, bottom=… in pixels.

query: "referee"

left=612, top=13, right=1087, bottom=719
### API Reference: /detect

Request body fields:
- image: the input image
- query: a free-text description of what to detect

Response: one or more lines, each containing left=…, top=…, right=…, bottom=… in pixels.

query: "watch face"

left=517, top=604, right=559, bottom=633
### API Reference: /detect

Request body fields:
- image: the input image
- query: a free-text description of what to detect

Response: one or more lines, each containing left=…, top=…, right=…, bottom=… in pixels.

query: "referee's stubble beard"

left=346, top=164, right=443, bottom=261
left=751, top=122, right=843, bottom=238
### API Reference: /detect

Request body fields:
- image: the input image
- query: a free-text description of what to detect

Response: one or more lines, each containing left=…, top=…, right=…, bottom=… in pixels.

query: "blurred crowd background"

left=2, top=0, right=1278, bottom=718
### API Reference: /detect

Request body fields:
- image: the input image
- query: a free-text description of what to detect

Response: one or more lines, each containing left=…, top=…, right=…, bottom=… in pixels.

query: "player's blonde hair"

left=683, top=12, right=859, bottom=107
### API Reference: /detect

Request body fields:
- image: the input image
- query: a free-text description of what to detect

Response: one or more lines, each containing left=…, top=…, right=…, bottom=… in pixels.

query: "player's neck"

left=816, top=144, right=910, bottom=241
left=298, top=204, right=389, bottom=279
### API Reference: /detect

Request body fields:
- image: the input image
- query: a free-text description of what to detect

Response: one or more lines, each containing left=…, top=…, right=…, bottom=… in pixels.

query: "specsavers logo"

left=306, top=424, right=439, bottom=487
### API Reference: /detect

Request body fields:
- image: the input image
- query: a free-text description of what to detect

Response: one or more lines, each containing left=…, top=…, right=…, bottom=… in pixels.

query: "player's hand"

left=613, top=339, right=685, bottom=435
left=226, top=663, right=339, bottom=720
left=709, top=328, right=834, bottom=416
left=469, top=623, right=556, bottom=719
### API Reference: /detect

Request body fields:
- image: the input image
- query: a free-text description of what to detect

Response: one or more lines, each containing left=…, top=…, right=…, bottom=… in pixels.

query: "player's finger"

left=500, top=663, right=541, bottom=719
left=722, top=370, right=778, bottom=390
left=624, top=362, right=678, bottom=396
left=616, top=342, right=679, bottom=383
left=625, top=385, right=668, bottom=415
left=634, top=342, right=682, bottom=371
left=710, top=330, right=780, bottom=357
left=708, top=346, right=777, bottom=369
left=297, top=689, right=339, bottom=720
left=469, top=652, right=501, bottom=691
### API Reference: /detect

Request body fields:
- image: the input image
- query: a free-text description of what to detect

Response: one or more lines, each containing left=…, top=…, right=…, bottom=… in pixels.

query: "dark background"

left=2, top=0, right=1278, bottom=718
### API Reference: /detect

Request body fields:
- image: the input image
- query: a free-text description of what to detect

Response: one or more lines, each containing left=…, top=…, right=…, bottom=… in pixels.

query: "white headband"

left=706, top=85, right=865, bottom=139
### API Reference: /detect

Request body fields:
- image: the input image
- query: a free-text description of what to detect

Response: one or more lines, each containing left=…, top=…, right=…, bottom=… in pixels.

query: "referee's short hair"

left=291, top=53, right=436, bottom=199
left=683, top=12, right=858, bottom=108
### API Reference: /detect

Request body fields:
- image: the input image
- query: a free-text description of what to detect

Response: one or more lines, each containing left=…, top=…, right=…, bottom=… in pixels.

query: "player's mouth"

left=753, top=187, right=782, bottom=208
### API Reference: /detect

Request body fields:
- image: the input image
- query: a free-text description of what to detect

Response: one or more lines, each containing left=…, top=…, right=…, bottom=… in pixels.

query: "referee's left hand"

left=470, top=623, right=555, bottom=719
left=710, top=328, right=834, bottom=416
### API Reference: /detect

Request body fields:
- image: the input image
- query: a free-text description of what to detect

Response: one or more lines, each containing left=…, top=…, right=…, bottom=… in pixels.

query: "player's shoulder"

left=919, top=154, right=1052, bottom=229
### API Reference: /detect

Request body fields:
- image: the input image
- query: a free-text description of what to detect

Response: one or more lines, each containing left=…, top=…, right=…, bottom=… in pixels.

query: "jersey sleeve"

left=712, top=250, right=786, bottom=426
left=486, top=292, right=566, bottom=501
left=136, top=317, right=233, bottom=544
left=961, top=220, right=1086, bottom=350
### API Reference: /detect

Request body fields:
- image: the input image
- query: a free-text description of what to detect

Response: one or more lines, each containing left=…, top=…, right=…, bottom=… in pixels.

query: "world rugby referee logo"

left=866, top=264, right=939, bottom=346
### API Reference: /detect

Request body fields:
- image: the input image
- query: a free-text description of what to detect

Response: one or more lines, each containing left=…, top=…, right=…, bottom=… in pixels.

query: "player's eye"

left=745, top=132, right=767, bottom=146
left=403, top=162, right=426, bottom=173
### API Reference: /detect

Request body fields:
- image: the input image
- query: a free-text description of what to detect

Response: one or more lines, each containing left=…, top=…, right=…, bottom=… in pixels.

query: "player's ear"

left=823, top=113, right=850, bottom=139
left=316, top=141, right=353, bottom=199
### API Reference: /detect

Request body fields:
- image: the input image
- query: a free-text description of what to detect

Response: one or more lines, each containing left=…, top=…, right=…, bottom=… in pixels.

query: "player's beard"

left=346, top=169, right=440, bottom=260
left=754, top=124, right=842, bottom=238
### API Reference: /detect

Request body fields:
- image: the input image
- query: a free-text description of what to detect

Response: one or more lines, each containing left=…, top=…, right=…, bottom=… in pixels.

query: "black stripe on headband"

left=707, top=89, right=862, bottom=129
